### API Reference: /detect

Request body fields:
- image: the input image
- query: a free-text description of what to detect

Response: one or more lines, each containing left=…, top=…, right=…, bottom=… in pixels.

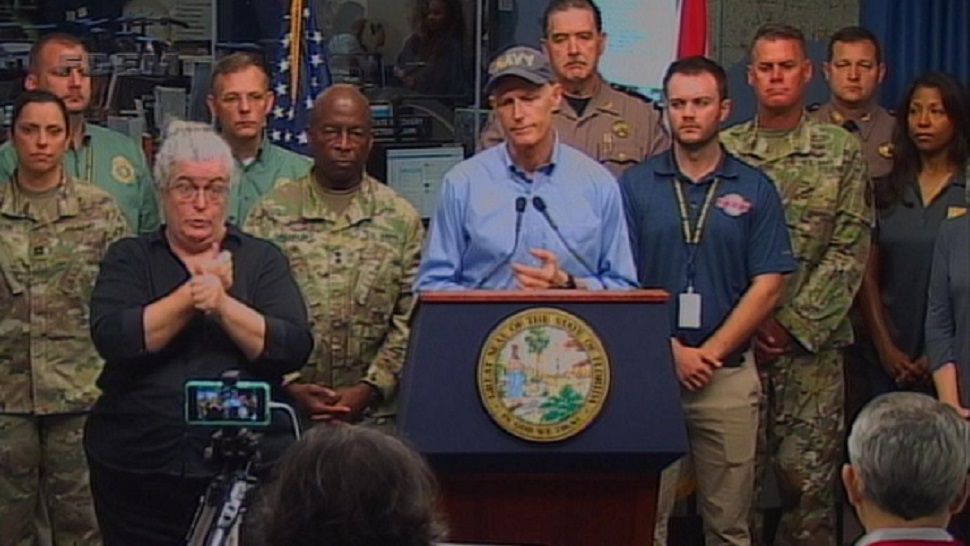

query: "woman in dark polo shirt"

left=859, top=72, right=969, bottom=397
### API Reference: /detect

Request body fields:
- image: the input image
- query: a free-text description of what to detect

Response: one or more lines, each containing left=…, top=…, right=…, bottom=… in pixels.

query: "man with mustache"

left=0, top=33, right=158, bottom=234
left=480, top=0, right=669, bottom=177
left=207, top=52, right=311, bottom=225
left=809, top=26, right=895, bottom=179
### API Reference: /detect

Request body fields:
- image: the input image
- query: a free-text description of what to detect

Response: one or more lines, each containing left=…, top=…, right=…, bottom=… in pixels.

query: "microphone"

left=531, top=196, right=597, bottom=279
left=475, top=197, right=528, bottom=288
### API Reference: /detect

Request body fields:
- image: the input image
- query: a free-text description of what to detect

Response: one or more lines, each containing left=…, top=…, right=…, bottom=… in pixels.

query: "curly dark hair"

left=257, top=424, right=446, bottom=546
left=876, top=71, right=970, bottom=209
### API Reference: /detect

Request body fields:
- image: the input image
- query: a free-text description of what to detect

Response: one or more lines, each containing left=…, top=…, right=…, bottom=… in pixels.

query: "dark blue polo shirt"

left=619, top=150, right=796, bottom=353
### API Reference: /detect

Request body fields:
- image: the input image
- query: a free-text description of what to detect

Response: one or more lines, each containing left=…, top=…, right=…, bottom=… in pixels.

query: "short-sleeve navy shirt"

left=620, top=150, right=796, bottom=350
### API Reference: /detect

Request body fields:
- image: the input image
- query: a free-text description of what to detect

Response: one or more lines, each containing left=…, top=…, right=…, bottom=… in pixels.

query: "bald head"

left=310, top=84, right=371, bottom=130
left=308, top=84, right=373, bottom=190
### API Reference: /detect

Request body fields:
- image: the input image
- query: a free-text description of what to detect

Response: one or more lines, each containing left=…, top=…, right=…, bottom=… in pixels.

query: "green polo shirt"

left=0, top=123, right=159, bottom=234
left=229, top=142, right=311, bottom=225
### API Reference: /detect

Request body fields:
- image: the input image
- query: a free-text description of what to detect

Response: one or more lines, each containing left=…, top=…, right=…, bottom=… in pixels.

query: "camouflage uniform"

left=0, top=175, right=130, bottom=546
left=721, top=116, right=872, bottom=546
left=480, top=78, right=670, bottom=177
left=245, top=172, right=424, bottom=423
left=0, top=123, right=159, bottom=235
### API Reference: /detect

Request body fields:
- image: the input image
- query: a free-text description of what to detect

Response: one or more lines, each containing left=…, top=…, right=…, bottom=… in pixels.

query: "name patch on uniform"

left=715, top=193, right=751, bottom=217
left=112, top=156, right=135, bottom=185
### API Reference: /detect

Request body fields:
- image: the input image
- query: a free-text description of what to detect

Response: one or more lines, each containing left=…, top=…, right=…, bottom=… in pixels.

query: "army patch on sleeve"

left=111, top=156, right=135, bottom=185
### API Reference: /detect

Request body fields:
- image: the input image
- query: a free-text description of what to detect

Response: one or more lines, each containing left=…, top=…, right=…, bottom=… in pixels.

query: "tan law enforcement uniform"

left=480, top=78, right=670, bottom=177
left=808, top=102, right=895, bottom=179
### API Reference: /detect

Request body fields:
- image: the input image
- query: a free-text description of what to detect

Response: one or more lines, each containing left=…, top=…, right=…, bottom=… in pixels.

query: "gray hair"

left=847, top=392, right=970, bottom=520
left=153, top=119, right=237, bottom=191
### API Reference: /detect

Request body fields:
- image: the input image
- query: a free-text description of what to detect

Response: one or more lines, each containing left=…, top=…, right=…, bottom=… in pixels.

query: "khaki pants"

left=0, top=414, right=100, bottom=546
left=655, top=354, right=760, bottom=546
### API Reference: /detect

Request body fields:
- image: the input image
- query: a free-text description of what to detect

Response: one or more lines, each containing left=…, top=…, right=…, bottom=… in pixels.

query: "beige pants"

left=654, top=354, right=760, bottom=546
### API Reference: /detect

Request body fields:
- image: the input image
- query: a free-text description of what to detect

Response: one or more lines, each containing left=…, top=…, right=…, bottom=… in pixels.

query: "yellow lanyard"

left=672, top=177, right=720, bottom=245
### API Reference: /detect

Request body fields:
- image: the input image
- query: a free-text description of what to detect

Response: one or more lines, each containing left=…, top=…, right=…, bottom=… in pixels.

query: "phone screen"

left=185, top=380, right=271, bottom=426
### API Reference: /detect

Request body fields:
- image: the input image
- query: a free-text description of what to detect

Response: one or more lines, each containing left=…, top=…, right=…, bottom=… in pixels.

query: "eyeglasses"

left=168, top=182, right=230, bottom=203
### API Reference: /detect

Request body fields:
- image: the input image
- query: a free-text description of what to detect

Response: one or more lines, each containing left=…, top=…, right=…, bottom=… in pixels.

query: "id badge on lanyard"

left=673, top=177, right=719, bottom=330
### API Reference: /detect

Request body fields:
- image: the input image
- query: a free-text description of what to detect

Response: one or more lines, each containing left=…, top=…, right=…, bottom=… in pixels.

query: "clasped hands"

left=286, top=382, right=377, bottom=423
left=509, top=248, right=572, bottom=290
left=187, top=243, right=233, bottom=316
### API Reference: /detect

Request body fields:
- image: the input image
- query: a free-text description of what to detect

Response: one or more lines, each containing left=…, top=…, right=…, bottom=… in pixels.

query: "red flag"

left=677, top=0, right=708, bottom=58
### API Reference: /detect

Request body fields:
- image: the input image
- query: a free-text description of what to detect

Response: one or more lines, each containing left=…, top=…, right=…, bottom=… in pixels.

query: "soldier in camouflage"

left=245, top=84, right=423, bottom=428
left=0, top=91, right=129, bottom=546
left=720, top=24, right=871, bottom=546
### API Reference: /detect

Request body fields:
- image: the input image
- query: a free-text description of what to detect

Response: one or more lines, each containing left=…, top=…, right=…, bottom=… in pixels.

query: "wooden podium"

left=398, top=290, right=687, bottom=546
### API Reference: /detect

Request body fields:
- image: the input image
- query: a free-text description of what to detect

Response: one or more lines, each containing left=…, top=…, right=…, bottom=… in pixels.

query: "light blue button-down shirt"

left=416, top=139, right=637, bottom=290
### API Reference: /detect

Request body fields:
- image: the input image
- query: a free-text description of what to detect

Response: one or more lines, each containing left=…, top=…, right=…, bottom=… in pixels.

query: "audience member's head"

left=259, top=424, right=446, bottom=546
left=843, top=392, right=970, bottom=531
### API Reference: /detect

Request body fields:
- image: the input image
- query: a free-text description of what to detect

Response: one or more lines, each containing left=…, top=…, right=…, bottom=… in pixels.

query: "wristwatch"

left=561, top=272, right=577, bottom=289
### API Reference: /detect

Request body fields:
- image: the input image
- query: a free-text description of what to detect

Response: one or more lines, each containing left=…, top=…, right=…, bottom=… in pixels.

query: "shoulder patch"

left=111, top=156, right=135, bottom=184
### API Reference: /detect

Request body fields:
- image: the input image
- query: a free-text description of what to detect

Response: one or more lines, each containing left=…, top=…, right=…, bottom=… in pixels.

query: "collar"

left=740, top=113, right=814, bottom=160
left=856, top=527, right=954, bottom=546
left=654, top=147, right=739, bottom=182
left=300, top=169, right=378, bottom=226
left=824, top=100, right=881, bottom=123
left=822, top=101, right=885, bottom=140
left=234, top=135, right=272, bottom=169
left=151, top=223, right=243, bottom=251
left=556, top=76, right=621, bottom=120
left=501, top=134, right=561, bottom=181
left=0, top=172, right=79, bottom=221
left=68, top=122, right=93, bottom=152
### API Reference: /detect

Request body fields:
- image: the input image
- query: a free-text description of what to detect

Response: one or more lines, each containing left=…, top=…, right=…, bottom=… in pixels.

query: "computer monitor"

left=384, top=144, right=465, bottom=219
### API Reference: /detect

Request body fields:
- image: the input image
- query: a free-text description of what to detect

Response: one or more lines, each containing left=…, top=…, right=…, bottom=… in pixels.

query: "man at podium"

left=416, top=46, right=637, bottom=291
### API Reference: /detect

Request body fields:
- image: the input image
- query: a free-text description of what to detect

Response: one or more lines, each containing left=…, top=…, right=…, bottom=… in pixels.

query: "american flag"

left=268, top=0, right=332, bottom=155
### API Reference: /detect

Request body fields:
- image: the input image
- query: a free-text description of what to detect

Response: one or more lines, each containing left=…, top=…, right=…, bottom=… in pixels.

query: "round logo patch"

left=478, top=308, right=610, bottom=443
left=716, top=193, right=752, bottom=217
left=111, top=156, right=135, bottom=185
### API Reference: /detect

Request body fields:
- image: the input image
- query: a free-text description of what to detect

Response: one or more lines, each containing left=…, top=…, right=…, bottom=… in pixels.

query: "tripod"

left=186, top=427, right=261, bottom=546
